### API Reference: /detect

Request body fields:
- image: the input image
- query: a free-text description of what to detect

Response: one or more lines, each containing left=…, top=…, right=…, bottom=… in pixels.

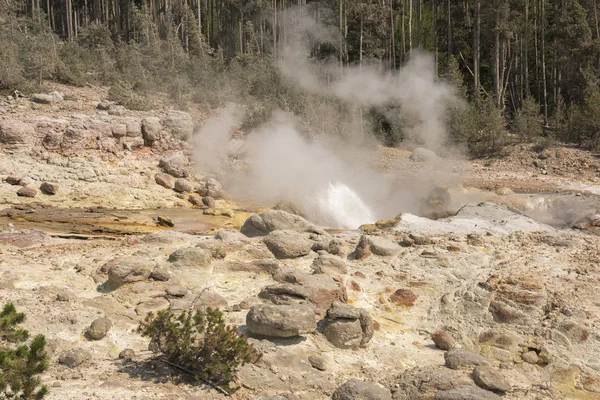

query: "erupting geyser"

left=313, top=182, right=375, bottom=230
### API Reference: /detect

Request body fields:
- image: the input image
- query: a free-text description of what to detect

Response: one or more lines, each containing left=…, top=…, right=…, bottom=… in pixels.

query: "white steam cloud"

left=192, top=11, right=461, bottom=229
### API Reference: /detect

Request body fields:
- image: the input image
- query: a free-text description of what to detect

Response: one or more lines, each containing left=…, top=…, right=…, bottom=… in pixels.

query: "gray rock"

left=124, top=118, right=142, bottom=137
left=0, top=120, right=36, bottom=151
left=187, top=193, right=204, bottom=206
left=18, top=177, right=33, bottom=187
left=40, top=182, right=59, bottom=195
left=311, top=253, right=348, bottom=275
left=472, top=366, right=512, bottom=393
left=326, top=301, right=361, bottom=320
left=193, top=290, right=228, bottom=312
left=435, top=386, right=502, bottom=400
left=59, top=348, right=91, bottom=368
left=5, top=175, right=21, bottom=185
left=87, top=317, right=112, bottom=340
left=56, top=290, right=76, bottom=302
left=174, top=178, right=193, bottom=193
left=273, top=268, right=347, bottom=309
left=107, top=257, right=153, bottom=289
left=521, top=351, right=539, bottom=364
left=202, top=196, right=216, bottom=208
left=204, top=178, right=224, bottom=198
left=246, top=304, right=317, bottom=338
left=215, top=229, right=248, bottom=243
left=259, top=283, right=312, bottom=305
left=263, top=230, right=314, bottom=259
left=241, top=210, right=324, bottom=237
left=108, top=105, right=126, bottom=116
left=332, top=379, right=392, bottom=400
left=410, top=147, right=438, bottom=162
left=142, top=117, right=162, bottom=141
left=432, top=330, right=458, bottom=350
left=358, top=309, right=374, bottom=346
left=324, top=318, right=364, bottom=349
left=308, top=354, right=327, bottom=371
left=111, top=124, right=127, bottom=138
left=167, top=248, right=212, bottom=269
left=16, top=187, right=36, bottom=197
left=42, top=132, right=63, bottom=150
left=445, top=349, right=489, bottom=370
left=160, top=153, right=189, bottom=178
left=30, top=93, right=54, bottom=104
left=163, top=111, right=194, bottom=141
left=365, top=236, right=401, bottom=257
left=150, top=266, right=170, bottom=281
left=165, top=285, right=187, bottom=297
left=135, top=297, right=170, bottom=316
left=154, top=173, right=175, bottom=189
left=119, top=349, right=135, bottom=359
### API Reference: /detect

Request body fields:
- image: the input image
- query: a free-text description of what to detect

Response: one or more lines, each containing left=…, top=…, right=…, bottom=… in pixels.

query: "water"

left=313, top=182, right=375, bottom=229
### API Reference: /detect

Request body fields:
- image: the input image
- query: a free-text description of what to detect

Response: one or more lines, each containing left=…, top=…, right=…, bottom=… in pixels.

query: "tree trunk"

left=540, top=0, right=548, bottom=125
left=447, top=0, right=452, bottom=69
left=408, top=0, right=412, bottom=54
left=493, top=3, right=500, bottom=107
left=390, top=0, right=396, bottom=69
left=417, top=0, right=422, bottom=49
left=434, top=0, right=438, bottom=77
left=473, top=0, right=480, bottom=95
left=524, top=0, right=530, bottom=98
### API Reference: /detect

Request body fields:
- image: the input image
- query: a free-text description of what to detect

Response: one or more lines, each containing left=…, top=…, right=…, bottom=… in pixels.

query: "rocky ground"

left=1, top=85, right=600, bottom=400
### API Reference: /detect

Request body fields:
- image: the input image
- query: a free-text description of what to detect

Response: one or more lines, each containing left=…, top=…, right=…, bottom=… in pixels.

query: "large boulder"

left=241, top=210, right=325, bottom=237
left=30, top=93, right=55, bottom=104
left=163, top=111, right=194, bottom=141
left=263, top=230, right=314, bottom=259
left=87, top=317, right=112, bottom=340
left=472, top=366, right=512, bottom=393
left=59, top=348, right=91, bottom=368
left=142, top=117, right=162, bottom=141
left=332, top=379, right=392, bottom=400
left=444, top=349, right=489, bottom=370
left=246, top=304, right=317, bottom=338
left=322, top=302, right=374, bottom=349
left=160, top=153, right=189, bottom=178
left=195, top=178, right=224, bottom=198
left=0, top=120, right=36, bottom=151
left=106, top=257, right=153, bottom=289
left=311, top=253, right=348, bottom=275
left=272, top=268, right=347, bottom=309
left=167, top=247, right=212, bottom=269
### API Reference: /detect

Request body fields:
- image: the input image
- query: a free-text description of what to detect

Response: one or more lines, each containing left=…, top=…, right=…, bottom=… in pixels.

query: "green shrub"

left=0, top=303, right=48, bottom=400
left=138, top=307, right=257, bottom=393
left=511, top=98, right=543, bottom=139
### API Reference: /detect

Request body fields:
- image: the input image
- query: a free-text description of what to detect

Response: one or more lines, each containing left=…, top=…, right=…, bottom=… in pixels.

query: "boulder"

left=472, top=366, right=512, bottom=393
left=193, top=290, right=228, bottom=312
left=0, top=120, right=36, bottom=151
left=150, top=266, right=170, bottom=281
left=174, top=178, right=193, bottom=193
left=30, top=93, right=54, bottom=104
left=202, top=196, right=216, bottom=208
left=87, top=317, right=112, bottom=340
left=323, top=302, right=374, bottom=349
left=332, top=379, right=392, bottom=400
left=311, top=253, right=348, bottom=275
left=135, top=297, right=170, bottom=316
left=160, top=153, right=189, bottom=178
left=434, top=386, right=502, bottom=400
left=18, top=177, right=33, bottom=187
left=42, top=132, right=62, bottom=150
left=5, top=176, right=21, bottom=185
left=167, top=248, right=212, bottom=269
left=241, top=210, right=325, bottom=237
left=59, top=348, right=91, bottom=368
left=165, top=285, right=187, bottom=297
left=119, top=349, right=135, bottom=359
left=155, top=173, right=175, bottom=189
left=273, top=268, right=347, bottom=309
left=106, top=257, right=153, bottom=289
left=142, top=117, right=162, bottom=141
left=410, top=147, right=438, bottom=162
left=308, top=355, right=327, bottom=371
left=124, top=118, right=142, bottom=137
left=163, top=111, right=194, bottom=141
left=16, top=187, right=36, bottom=198
left=246, top=304, right=317, bottom=338
left=444, top=349, right=489, bottom=370
left=263, top=230, right=314, bottom=259
left=111, top=124, right=127, bottom=138
left=366, top=235, right=401, bottom=256
left=40, top=182, right=59, bottom=195
left=432, top=330, right=458, bottom=350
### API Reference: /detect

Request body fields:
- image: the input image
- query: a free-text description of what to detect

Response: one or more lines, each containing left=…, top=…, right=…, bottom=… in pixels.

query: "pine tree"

left=0, top=303, right=49, bottom=400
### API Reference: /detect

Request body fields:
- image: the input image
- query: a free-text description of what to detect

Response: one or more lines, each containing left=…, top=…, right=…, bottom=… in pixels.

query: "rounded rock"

left=87, top=317, right=112, bottom=340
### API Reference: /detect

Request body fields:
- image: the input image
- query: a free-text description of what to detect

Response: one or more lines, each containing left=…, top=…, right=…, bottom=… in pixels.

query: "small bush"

left=138, top=307, right=257, bottom=393
left=511, top=98, right=543, bottom=139
left=0, top=303, right=48, bottom=400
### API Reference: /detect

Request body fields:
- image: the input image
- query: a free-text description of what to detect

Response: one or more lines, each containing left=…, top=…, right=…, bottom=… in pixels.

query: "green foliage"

left=139, top=307, right=257, bottom=393
left=0, top=303, right=48, bottom=400
left=564, top=69, right=600, bottom=151
left=511, top=98, right=544, bottom=140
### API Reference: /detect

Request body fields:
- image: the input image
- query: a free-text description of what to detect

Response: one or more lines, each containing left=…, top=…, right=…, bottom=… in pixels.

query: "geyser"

left=313, top=182, right=375, bottom=230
